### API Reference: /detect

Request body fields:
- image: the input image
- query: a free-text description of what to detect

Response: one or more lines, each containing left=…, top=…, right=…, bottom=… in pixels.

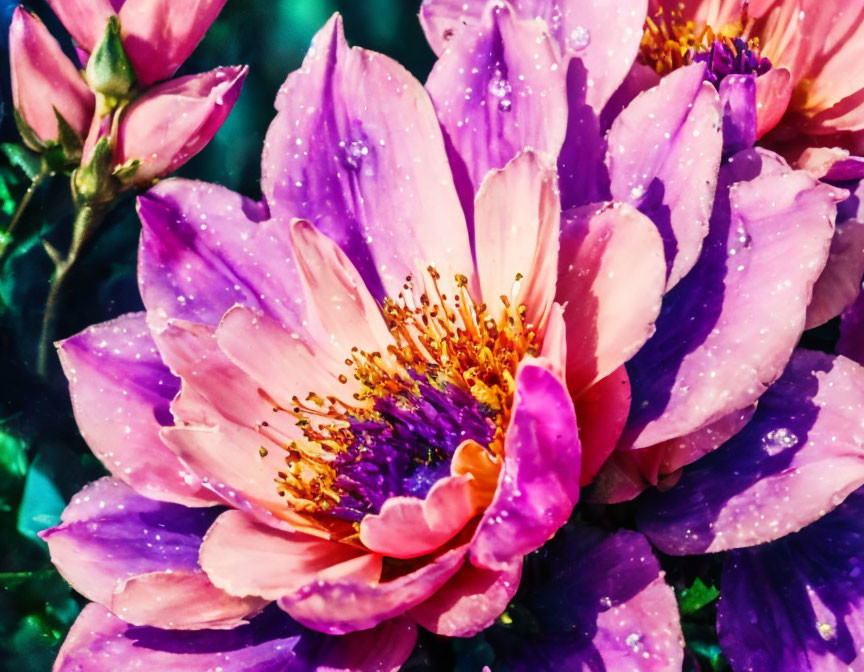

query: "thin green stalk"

left=0, top=165, right=49, bottom=264
left=37, top=202, right=106, bottom=377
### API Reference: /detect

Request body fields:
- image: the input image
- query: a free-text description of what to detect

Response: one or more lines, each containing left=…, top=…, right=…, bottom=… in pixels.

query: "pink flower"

left=45, top=0, right=227, bottom=85
left=8, top=7, right=94, bottom=145
left=46, top=12, right=677, bottom=664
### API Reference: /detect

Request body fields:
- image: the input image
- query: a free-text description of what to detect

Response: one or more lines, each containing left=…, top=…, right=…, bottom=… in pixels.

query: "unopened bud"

left=85, top=16, right=136, bottom=107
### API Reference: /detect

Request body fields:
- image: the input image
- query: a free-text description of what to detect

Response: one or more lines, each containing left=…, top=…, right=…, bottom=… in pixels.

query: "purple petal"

left=420, top=0, right=647, bottom=112
left=41, top=478, right=263, bottom=629
left=55, top=603, right=416, bottom=672
left=718, top=74, right=757, bottom=155
left=57, top=313, right=216, bottom=506
left=487, top=526, right=683, bottom=670
left=470, top=359, right=580, bottom=572
left=137, top=179, right=303, bottom=329
left=625, top=149, right=839, bottom=449
left=840, top=288, right=864, bottom=366
left=606, top=63, right=723, bottom=288
left=261, top=15, right=472, bottom=300
left=719, top=487, right=864, bottom=672
left=638, top=350, right=864, bottom=554
left=425, top=2, right=568, bottom=197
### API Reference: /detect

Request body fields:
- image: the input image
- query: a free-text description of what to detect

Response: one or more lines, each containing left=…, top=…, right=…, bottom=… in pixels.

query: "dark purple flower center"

left=330, top=375, right=496, bottom=522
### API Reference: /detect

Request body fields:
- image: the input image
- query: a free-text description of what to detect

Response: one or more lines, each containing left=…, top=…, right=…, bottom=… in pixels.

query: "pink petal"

left=607, top=63, right=723, bottom=288
left=57, top=313, right=216, bottom=506
left=421, top=0, right=647, bottom=112
left=41, top=478, right=263, bottom=630
left=117, top=66, right=247, bottom=183
left=261, top=15, right=472, bottom=299
left=626, top=149, right=839, bottom=449
left=279, top=546, right=469, bottom=634
left=288, top=219, right=392, bottom=356
left=575, top=365, right=632, bottom=486
left=557, top=201, right=666, bottom=394
left=118, top=0, right=227, bottom=85
left=754, top=67, right=793, bottom=137
left=425, top=3, right=568, bottom=195
left=409, top=558, right=522, bottom=637
left=359, top=475, right=476, bottom=559
left=473, top=151, right=560, bottom=329
left=45, top=0, right=114, bottom=53
left=199, top=510, right=381, bottom=601
left=9, top=8, right=94, bottom=142
left=470, top=359, right=580, bottom=571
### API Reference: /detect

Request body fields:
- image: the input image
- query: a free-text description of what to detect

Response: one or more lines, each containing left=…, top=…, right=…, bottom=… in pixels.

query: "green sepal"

left=86, top=16, right=136, bottom=104
left=113, top=158, right=140, bottom=184
left=677, top=577, right=721, bottom=615
left=53, top=109, right=83, bottom=164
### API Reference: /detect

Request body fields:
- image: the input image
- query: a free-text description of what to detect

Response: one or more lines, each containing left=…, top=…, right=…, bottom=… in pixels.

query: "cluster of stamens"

left=262, top=268, right=539, bottom=525
left=639, top=3, right=770, bottom=84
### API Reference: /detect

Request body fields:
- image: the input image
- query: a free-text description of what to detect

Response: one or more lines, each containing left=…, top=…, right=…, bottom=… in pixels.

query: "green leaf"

left=2, top=144, right=43, bottom=181
left=0, top=429, right=28, bottom=479
left=678, top=577, right=720, bottom=615
left=16, top=454, right=66, bottom=542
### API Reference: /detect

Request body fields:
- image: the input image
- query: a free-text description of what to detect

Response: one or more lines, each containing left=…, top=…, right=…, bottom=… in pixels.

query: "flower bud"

left=9, top=7, right=94, bottom=149
left=114, top=65, right=247, bottom=184
left=85, top=15, right=136, bottom=104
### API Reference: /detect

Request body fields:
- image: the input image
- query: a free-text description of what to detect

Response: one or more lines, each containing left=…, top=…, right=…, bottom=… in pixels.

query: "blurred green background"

left=0, top=2, right=431, bottom=669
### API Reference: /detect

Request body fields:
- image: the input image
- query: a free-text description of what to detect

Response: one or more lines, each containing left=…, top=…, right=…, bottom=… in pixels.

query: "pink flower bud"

left=9, top=7, right=95, bottom=145
left=114, top=65, right=247, bottom=183
left=46, top=0, right=227, bottom=85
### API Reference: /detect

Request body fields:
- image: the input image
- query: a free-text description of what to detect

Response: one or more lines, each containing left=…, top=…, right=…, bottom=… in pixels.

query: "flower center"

left=639, top=3, right=771, bottom=85
left=263, top=269, right=539, bottom=526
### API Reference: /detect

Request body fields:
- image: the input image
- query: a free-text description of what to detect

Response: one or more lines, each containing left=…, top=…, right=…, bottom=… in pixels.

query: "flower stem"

left=37, top=202, right=106, bottom=377
left=0, top=164, right=49, bottom=264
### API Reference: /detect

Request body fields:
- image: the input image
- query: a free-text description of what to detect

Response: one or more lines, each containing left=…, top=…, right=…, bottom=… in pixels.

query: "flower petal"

left=556, top=201, right=666, bottom=395
left=425, top=3, right=567, bottom=196
left=473, top=151, right=560, bottom=328
left=718, top=487, right=864, bottom=672
left=409, top=558, right=522, bottom=637
left=117, top=66, right=247, bottom=183
left=470, top=359, right=580, bottom=571
left=575, top=365, right=632, bottom=486
left=359, top=475, right=476, bottom=559
left=118, top=0, right=227, bottom=85
left=40, top=478, right=263, bottom=630
left=606, top=63, right=723, bottom=288
left=718, top=74, right=757, bottom=154
left=57, top=313, right=216, bottom=506
left=137, top=179, right=301, bottom=328
left=55, top=603, right=416, bottom=672
left=486, top=526, right=683, bottom=671
left=625, top=149, right=838, bottom=449
left=421, top=0, right=647, bottom=112
left=840, top=290, right=864, bottom=367
left=638, top=350, right=864, bottom=554
left=279, top=546, right=468, bottom=634
left=261, top=15, right=471, bottom=299
left=199, top=510, right=382, bottom=601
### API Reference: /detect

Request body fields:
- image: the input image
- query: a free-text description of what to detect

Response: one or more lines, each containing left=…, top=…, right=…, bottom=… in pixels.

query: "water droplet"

left=569, top=26, right=591, bottom=51
left=488, top=71, right=512, bottom=98
left=498, top=99, right=513, bottom=112
left=343, top=139, right=369, bottom=171
left=762, top=428, right=799, bottom=456
left=630, top=184, right=646, bottom=200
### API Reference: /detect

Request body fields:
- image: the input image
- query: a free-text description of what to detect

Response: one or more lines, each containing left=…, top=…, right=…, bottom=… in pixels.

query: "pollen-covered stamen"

left=639, top=3, right=771, bottom=85
left=264, top=269, right=539, bottom=527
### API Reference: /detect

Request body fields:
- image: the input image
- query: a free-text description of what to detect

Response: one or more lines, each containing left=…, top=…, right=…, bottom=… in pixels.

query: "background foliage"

left=0, top=2, right=433, bottom=669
